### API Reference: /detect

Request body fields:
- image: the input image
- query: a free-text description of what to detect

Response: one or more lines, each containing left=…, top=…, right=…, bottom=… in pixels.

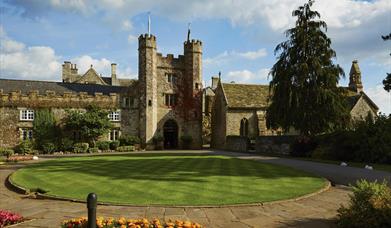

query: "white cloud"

left=0, top=27, right=61, bottom=81
left=70, top=55, right=111, bottom=76
left=225, top=68, right=269, bottom=84
left=366, top=85, right=391, bottom=115
left=204, top=48, right=267, bottom=66
left=121, top=19, right=133, bottom=31
left=127, top=34, right=138, bottom=44
left=239, top=49, right=267, bottom=60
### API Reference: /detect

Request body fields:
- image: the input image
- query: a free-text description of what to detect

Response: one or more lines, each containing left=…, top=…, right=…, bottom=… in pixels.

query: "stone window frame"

left=20, top=109, right=35, bottom=121
left=20, top=128, right=33, bottom=140
left=164, top=93, right=177, bottom=107
left=108, top=110, right=121, bottom=122
left=109, top=129, right=120, bottom=141
left=122, top=97, right=133, bottom=108
left=166, top=73, right=177, bottom=85
left=240, top=118, right=249, bottom=137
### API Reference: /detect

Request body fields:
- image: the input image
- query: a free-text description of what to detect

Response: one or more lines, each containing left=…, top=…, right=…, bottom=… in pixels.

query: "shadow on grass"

left=17, top=154, right=322, bottom=183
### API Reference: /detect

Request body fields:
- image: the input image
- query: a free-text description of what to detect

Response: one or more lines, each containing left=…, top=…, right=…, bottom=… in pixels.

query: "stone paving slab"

left=0, top=152, right=352, bottom=227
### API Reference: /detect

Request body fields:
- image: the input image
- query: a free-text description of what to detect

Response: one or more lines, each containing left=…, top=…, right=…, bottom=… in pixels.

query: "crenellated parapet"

left=184, top=39, right=202, bottom=53
left=0, top=89, right=119, bottom=109
left=157, top=53, right=185, bottom=69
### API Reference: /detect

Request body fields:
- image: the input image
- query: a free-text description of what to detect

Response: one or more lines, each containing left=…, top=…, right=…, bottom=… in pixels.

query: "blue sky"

left=0, top=0, right=390, bottom=113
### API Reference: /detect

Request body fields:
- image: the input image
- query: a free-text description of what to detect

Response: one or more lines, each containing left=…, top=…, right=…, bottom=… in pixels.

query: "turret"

left=184, top=39, right=203, bottom=90
left=138, top=34, right=158, bottom=146
left=349, top=60, right=363, bottom=93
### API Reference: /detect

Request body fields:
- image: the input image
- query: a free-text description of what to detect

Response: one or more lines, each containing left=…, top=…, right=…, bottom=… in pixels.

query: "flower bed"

left=5, top=155, right=33, bottom=162
left=0, top=210, right=23, bottom=227
left=61, top=217, right=202, bottom=228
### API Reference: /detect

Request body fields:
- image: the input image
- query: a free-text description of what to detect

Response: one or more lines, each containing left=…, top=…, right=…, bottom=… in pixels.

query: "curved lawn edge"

left=7, top=171, right=331, bottom=208
left=7, top=157, right=331, bottom=208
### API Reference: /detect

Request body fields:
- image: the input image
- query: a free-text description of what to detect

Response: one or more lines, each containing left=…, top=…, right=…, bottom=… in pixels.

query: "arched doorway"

left=163, top=119, right=178, bottom=149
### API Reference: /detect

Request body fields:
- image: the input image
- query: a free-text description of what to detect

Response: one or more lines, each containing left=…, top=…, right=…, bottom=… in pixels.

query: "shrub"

left=110, top=140, right=120, bottom=150
left=88, top=147, right=99, bottom=153
left=42, top=142, right=56, bottom=154
left=180, top=135, right=193, bottom=144
left=116, top=146, right=134, bottom=152
left=290, top=136, right=317, bottom=157
left=0, top=148, right=14, bottom=158
left=15, top=140, right=34, bottom=154
left=337, top=180, right=391, bottom=228
left=96, top=141, right=110, bottom=150
left=73, top=143, right=89, bottom=153
left=0, top=210, right=23, bottom=227
left=119, top=135, right=140, bottom=146
left=33, top=109, right=58, bottom=149
left=60, top=138, right=74, bottom=152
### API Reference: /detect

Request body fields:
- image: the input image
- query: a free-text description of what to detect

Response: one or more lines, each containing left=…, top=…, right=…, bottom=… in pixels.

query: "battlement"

left=0, top=89, right=118, bottom=109
left=184, top=39, right=202, bottom=53
left=157, top=53, right=186, bottom=69
left=138, top=33, right=156, bottom=40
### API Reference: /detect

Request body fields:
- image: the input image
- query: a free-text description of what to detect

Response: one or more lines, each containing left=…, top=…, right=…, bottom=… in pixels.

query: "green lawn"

left=11, top=154, right=326, bottom=206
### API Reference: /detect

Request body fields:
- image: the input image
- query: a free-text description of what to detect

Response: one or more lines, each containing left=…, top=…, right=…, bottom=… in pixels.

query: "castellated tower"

left=137, top=33, right=203, bottom=149
left=138, top=34, right=158, bottom=146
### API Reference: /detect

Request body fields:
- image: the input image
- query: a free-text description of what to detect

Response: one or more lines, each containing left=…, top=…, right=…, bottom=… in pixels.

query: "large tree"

left=65, top=105, right=112, bottom=146
left=266, top=0, right=350, bottom=136
left=382, top=33, right=391, bottom=92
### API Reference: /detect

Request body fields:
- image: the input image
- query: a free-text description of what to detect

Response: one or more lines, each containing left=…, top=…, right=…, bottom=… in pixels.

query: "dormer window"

left=167, top=73, right=177, bottom=84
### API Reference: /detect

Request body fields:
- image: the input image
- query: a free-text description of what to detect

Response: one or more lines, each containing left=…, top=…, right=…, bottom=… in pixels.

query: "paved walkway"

left=0, top=151, right=359, bottom=227
left=214, top=151, right=391, bottom=186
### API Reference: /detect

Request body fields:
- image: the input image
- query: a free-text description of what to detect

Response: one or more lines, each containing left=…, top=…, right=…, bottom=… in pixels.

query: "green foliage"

left=180, top=135, right=193, bottom=144
left=96, top=141, right=110, bottom=150
left=88, top=147, right=99, bottom=153
left=266, top=0, right=350, bottom=136
left=290, top=136, right=317, bottom=157
left=73, top=143, right=89, bottom=153
left=65, top=105, right=112, bottom=146
left=119, top=135, right=140, bottom=146
left=152, top=136, right=164, bottom=144
left=32, top=109, right=58, bottom=149
left=337, top=180, right=391, bottom=228
left=314, top=114, right=391, bottom=164
left=110, top=140, right=120, bottom=150
left=382, top=33, right=391, bottom=92
left=42, top=142, right=56, bottom=154
left=116, top=146, right=134, bottom=152
left=60, top=138, right=74, bottom=152
left=0, top=148, right=14, bottom=158
left=15, top=140, right=34, bottom=154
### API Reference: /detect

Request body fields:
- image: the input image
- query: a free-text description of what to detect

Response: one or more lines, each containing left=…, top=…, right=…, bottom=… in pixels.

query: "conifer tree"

left=266, top=0, right=350, bottom=136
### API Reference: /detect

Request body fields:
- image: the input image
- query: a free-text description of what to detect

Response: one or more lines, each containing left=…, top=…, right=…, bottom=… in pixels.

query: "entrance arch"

left=163, top=119, right=178, bottom=149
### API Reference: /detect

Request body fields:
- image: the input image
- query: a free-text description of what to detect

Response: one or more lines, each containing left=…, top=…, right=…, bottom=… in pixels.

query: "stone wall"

left=255, top=136, right=296, bottom=155
left=225, top=136, right=249, bottom=152
left=0, top=90, right=127, bottom=148
left=226, top=109, right=259, bottom=137
left=350, top=96, right=377, bottom=121
left=211, top=85, right=227, bottom=149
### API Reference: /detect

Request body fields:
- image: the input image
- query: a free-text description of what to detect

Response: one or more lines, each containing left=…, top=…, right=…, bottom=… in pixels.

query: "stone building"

left=209, top=60, right=379, bottom=149
left=0, top=33, right=203, bottom=149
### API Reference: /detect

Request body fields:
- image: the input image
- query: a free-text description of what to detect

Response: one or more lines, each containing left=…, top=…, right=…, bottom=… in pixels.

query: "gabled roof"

left=221, top=83, right=269, bottom=109
left=0, top=79, right=129, bottom=95
left=75, top=67, right=108, bottom=85
left=341, top=87, right=379, bottom=112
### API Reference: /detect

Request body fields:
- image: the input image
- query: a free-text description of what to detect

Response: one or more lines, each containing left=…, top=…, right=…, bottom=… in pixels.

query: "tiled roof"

left=0, top=78, right=130, bottom=95
left=222, top=83, right=269, bottom=108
